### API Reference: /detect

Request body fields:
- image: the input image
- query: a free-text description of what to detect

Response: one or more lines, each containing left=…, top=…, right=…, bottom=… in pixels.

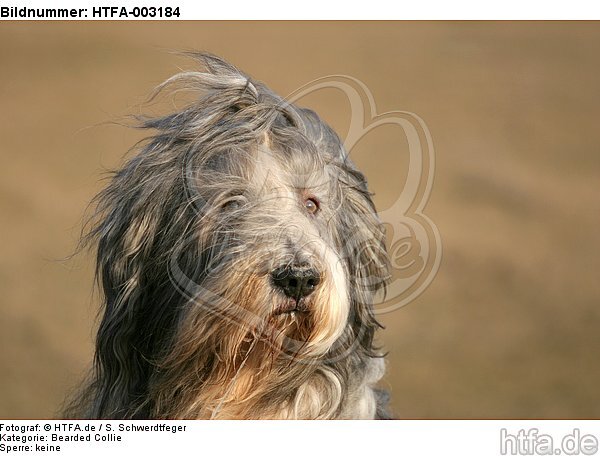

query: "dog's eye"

left=222, top=196, right=244, bottom=211
left=304, top=197, right=320, bottom=215
left=223, top=201, right=240, bottom=211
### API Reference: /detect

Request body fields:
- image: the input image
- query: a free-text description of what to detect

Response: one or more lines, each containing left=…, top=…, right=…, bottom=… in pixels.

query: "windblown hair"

left=64, top=53, right=391, bottom=419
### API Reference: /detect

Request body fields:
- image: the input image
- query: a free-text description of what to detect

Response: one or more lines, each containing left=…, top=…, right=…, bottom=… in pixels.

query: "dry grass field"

left=0, top=21, right=599, bottom=418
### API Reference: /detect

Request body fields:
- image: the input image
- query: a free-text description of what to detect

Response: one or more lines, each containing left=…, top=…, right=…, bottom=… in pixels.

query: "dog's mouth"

left=272, top=298, right=310, bottom=317
left=258, top=297, right=314, bottom=354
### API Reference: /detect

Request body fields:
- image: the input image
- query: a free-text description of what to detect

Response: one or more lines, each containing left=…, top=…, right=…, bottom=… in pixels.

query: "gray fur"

left=63, top=53, right=391, bottom=419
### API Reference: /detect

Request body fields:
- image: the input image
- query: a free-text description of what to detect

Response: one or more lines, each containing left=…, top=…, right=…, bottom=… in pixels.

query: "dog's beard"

left=205, top=255, right=350, bottom=363
left=153, top=246, right=350, bottom=419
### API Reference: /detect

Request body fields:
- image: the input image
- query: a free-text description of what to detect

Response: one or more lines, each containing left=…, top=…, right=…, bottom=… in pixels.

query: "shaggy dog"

left=64, top=54, right=391, bottom=419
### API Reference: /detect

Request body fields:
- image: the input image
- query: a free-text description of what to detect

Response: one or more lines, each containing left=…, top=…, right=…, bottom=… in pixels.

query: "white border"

left=1, top=0, right=599, bottom=19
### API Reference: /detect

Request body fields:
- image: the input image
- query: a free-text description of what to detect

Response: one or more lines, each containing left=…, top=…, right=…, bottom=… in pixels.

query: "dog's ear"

left=345, top=191, right=390, bottom=297
left=81, top=146, right=197, bottom=417
left=90, top=178, right=161, bottom=417
left=336, top=166, right=390, bottom=353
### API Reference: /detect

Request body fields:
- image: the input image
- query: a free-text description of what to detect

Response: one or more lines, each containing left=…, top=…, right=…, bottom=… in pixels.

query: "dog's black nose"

left=271, top=266, right=321, bottom=300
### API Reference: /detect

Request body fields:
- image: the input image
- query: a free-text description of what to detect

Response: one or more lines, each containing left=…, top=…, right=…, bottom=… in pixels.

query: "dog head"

left=76, top=54, right=390, bottom=419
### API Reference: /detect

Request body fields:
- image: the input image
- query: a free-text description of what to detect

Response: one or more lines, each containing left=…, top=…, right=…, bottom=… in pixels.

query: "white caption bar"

left=0, top=0, right=599, bottom=19
left=0, top=420, right=599, bottom=456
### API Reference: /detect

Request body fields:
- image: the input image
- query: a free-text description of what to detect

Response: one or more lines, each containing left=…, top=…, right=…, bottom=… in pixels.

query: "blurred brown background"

left=1, top=22, right=599, bottom=419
